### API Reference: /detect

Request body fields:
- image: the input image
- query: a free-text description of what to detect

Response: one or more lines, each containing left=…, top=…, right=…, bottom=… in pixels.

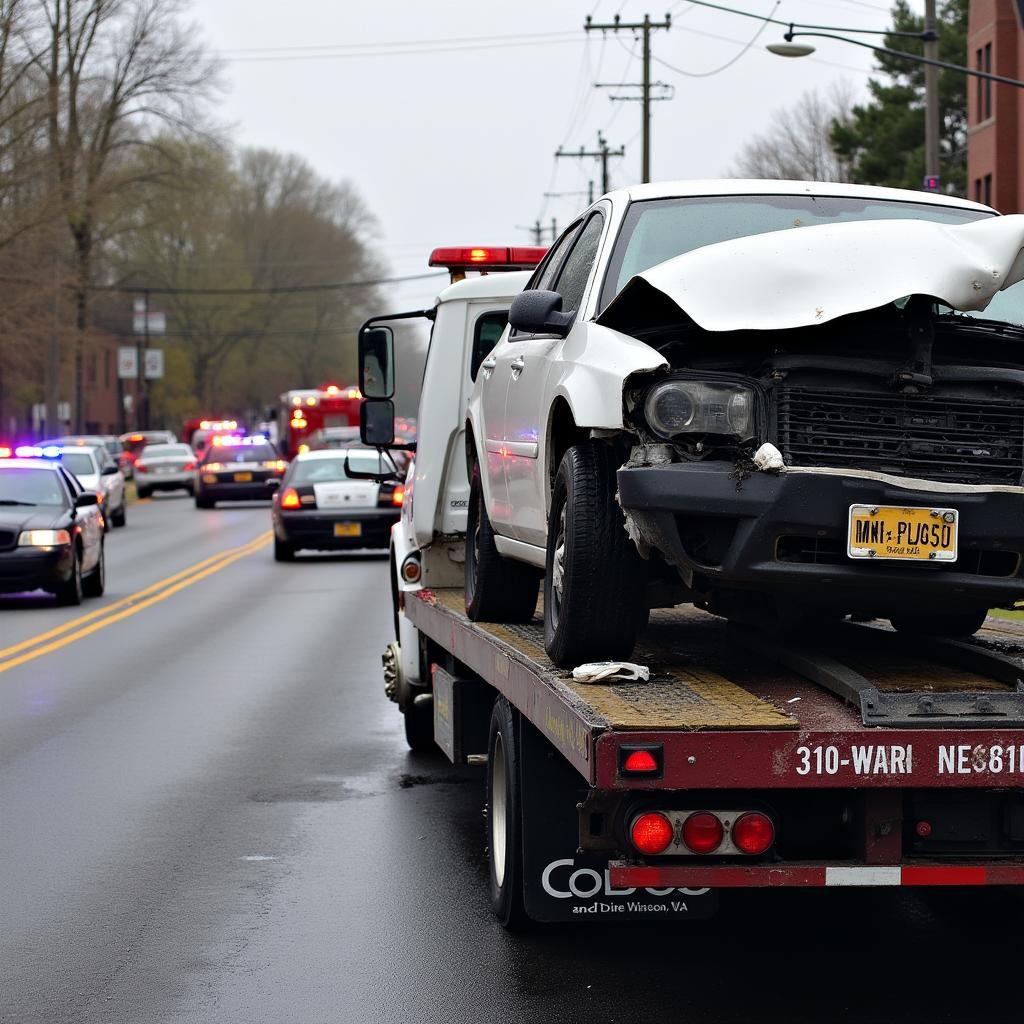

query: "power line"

left=654, top=1, right=779, bottom=77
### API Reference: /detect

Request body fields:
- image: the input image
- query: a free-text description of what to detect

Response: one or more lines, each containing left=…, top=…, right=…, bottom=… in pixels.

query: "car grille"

left=775, top=387, right=1024, bottom=486
left=0, top=528, right=16, bottom=550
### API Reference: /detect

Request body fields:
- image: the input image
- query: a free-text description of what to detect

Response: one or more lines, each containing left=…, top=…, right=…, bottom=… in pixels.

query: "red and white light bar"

left=428, top=246, right=547, bottom=271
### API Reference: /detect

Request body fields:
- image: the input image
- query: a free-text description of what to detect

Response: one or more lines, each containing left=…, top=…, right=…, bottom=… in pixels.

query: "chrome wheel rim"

left=491, top=732, right=507, bottom=888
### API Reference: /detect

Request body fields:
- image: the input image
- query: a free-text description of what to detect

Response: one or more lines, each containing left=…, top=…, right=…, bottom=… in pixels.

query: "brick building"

left=967, top=0, right=1024, bottom=212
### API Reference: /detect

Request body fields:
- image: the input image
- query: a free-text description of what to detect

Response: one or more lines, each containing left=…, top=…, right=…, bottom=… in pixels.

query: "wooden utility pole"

left=555, top=132, right=625, bottom=195
left=923, top=0, right=940, bottom=188
left=585, top=12, right=672, bottom=183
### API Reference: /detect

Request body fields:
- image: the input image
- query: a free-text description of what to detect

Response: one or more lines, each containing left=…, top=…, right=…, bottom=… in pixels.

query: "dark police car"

left=194, top=436, right=287, bottom=508
left=271, top=448, right=403, bottom=561
left=0, top=449, right=105, bottom=604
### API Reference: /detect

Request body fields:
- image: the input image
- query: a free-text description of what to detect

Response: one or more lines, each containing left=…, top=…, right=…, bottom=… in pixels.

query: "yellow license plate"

left=233, top=472, right=253, bottom=482
left=334, top=522, right=362, bottom=537
left=848, top=504, right=958, bottom=562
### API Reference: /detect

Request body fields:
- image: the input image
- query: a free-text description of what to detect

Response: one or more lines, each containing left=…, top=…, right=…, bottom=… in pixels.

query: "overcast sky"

left=195, top=0, right=927, bottom=312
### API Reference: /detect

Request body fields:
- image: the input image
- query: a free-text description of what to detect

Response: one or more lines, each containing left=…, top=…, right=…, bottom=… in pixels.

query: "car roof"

left=610, top=179, right=994, bottom=214
left=294, top=447, right=380, bottom=460
left=1, top=458, right=63, bottom=470
left=59, top=445, right=100, bottom=456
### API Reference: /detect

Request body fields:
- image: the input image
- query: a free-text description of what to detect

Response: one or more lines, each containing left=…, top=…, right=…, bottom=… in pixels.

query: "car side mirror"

left=101, top=464, right=118, bottom=475
left=361, top=398, right=395, bottom=447
left=508, top=290, right=574, bottom=337
left=359, top=324, right=395, bottom=399
left=75, top=492, right=99, bottom=507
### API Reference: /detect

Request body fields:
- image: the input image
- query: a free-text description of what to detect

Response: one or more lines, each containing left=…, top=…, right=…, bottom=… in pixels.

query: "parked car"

left=57, top=445, right=126, bottom=530
left=134, top=443, right=197, bottom=498
left=42, top=434, right=125, bottom=464
left=464, top=179, right=1024, bottom=666
left=194, top=436, right=287, bottom=508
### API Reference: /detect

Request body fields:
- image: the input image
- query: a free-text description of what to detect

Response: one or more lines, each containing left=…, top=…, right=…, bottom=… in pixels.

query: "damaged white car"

left=463, top=180, right=1024, bottom=667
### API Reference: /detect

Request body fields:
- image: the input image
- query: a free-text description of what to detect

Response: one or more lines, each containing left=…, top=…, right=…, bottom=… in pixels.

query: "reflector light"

left=280, top=487, right=301, bottom=509
left=622, top=749, right=659, bottom=774
left=400, top=554, right=421, bottom=583
left=428, top=245, right=547, bottom=269
left=915, top=820, right=933, bottom=838
left=732, top=812, right=775, bottom=855
left=391, top=484, right=405, bottom=506
left=681, top=812, right=724, bottom=855
left=631, top=812, right=674, bottom=855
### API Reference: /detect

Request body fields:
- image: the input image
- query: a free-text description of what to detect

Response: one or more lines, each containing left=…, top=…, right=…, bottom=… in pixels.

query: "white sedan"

left=58, top=445, right=127, bottom=530
left=465, top=179, right=1024, bottom=667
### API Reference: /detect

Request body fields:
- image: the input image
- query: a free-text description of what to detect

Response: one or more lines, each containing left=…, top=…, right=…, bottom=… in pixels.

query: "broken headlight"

left=643, top=381, right=754, bottom=441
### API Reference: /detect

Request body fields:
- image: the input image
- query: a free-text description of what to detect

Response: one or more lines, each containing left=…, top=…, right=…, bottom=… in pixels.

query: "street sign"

left=118, top=347, right=138, bottom=379
left=922, top=174, right=941, bottom=192
left=144, top=349, right=164, bottom=379
left=132, top=298, right=166, bottom=335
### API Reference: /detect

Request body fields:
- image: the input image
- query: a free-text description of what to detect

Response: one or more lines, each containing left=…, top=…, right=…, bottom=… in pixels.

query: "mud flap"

left=519, top=716, right=717, bottom=921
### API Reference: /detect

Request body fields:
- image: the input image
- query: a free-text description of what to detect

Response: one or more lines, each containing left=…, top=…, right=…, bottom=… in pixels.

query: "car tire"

left=83, top=541, right=105, bottom=598
left=273, top=537, right=295, bottom=562
left=56, top=547, right=83, bottom=606
left=465, top=464, right=539, bottom=623
left=111, top=501, right=126, bottom=527
left=890, top=608, right=988, bottom=638
left=487, top=697, right=529, bottom=930
left=403, top=694, right=434, bottom=752
left=544, top=443, right=644, bottom=668
left=136, top=487, right=151, bottom=500
left=195, top=495, right=214, bottom=509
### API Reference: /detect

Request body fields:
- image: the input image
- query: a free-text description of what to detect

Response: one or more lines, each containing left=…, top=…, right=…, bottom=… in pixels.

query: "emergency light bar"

left=428, top=246, right=547, bottom=271
left=13, top=445, right=61, bottom=458
left=213, top=434, right=268, bottom=447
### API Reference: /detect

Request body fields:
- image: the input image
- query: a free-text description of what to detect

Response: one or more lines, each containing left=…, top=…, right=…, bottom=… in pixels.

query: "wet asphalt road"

left=1, top=494, right=1021, bottom=1024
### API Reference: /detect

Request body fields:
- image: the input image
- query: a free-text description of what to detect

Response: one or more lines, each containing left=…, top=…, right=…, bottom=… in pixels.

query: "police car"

left=0, top=446, right=106, bottom=604
left=194, top=435, right=287, bottom=508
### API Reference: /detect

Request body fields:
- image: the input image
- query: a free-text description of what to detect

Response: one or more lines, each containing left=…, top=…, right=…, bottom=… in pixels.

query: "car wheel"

left=136, top=487, right=150, bottom=500
left=890, top=608, right=988, bottom=638
left=195, top=495, right=214, bottom=509
left=403, top=694, right=434, bottom=752
left=544, top=443, right=644, bottom=668
left=273, top=537, right=295, bottom=561
left=111, top=501, right=126, bottom=527
left=487, top=697, right=529, bottom=929
left=56, top=547, right=83, bottom=606
left=83, top=540, right=106, bottom=598
left=465, top=463, right=539, bottom=623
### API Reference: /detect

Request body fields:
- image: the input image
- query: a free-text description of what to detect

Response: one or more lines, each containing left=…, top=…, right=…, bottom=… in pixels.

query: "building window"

left=983, top=42, right=993, bottom=121
left=104, top=349, right=111, bottom=389
left=87, top=352, right=97, bottom=387
left=975, top=178, right=982, bottom=202
left=983, top=173, right=993, bottom=207
left=976, top=48, right=984, bottom=121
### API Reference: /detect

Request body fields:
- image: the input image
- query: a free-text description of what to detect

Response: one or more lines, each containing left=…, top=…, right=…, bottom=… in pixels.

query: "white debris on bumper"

left=753, top=442, right=785, bottom=472
left=571, top=661, right=651, bottom=683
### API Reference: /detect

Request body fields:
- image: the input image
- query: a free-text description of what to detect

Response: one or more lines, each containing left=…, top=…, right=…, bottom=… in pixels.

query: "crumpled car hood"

left=597, top=214, right=1024, bottom=333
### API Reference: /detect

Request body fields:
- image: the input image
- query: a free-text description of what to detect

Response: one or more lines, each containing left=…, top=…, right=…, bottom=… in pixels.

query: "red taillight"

left=280, top=487, right=301, bottom=509
left=184, top=462, right=195, bottom=471
left=631, top=812, right=674, bottom=855
left=622, top=749, right=659, bottom=774
left=731, top=812, right=775, bottom=855
left=391, top=484, right=405, bottom=507
left=135, top=463, right=148, bottom=473
left=681, top=812, right=724, bottom=855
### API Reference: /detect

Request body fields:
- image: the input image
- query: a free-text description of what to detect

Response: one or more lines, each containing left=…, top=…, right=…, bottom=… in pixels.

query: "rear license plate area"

left=334, top=522, right=362, bottom=537
left=847, top=504, right=957, bottom=562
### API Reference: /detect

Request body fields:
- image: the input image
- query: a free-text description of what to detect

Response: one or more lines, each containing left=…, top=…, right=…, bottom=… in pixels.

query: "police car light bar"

left=14, top=445, right=61, bottom=458
left=428, top=246, right=547, bottom=271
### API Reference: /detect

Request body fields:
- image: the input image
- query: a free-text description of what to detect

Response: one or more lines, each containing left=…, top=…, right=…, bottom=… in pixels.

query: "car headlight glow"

left=18, top=529, right=72, bottom=547
left=644, top=381, right=754, bottom=441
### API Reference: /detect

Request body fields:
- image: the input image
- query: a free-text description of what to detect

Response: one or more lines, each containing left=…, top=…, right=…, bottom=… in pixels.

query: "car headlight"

left=19, top=529, right=72, bottom=547
left=643, top=381, right=754, bottom=441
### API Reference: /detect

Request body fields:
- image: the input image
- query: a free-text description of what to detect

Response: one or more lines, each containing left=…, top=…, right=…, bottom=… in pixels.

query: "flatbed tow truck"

left=358, top=246, right=1024, bottom=927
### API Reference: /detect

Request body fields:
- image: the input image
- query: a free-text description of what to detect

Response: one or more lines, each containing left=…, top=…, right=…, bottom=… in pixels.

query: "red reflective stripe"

left=901, top=866, right=989, bottom=886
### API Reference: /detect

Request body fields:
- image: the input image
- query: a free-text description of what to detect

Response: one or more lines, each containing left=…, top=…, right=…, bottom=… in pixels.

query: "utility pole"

left=555, top=132, right=625, bottom=195
left=585, top=12, right=672, bottom=183
left=137, top=290, right=149, bottom=430
left=923, top=0, right=940, bottom=188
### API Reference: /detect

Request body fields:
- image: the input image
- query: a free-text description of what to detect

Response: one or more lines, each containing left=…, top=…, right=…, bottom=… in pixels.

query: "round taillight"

left=630, top=812, right=674, bottom=855
left=732, top=812, right=775, bottom=855
left=401, top=555, right=421, bottom=584
left=915, top=820, right=933, bottom=838
left=681, top=812, right=723, bottom=854
left=622, top=749, right=658, bottom=774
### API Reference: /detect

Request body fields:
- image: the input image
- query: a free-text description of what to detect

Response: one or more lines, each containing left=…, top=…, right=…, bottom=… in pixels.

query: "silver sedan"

left=134, top=443, right=197, bottom=498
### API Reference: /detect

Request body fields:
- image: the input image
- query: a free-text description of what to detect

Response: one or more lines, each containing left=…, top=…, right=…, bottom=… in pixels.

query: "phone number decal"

left=794, top=743, right=1024, bottom=778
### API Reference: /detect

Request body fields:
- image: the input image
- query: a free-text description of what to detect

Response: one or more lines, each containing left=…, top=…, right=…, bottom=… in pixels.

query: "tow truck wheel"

left=544, top=443, right=644, bottom=668
left=465, top=464, right=539, bottom=623
left=890, top=608, right=988, bottom=638
left=403, top=695, right=434, bottom=752
left=487, top=697, right=528, bottom=929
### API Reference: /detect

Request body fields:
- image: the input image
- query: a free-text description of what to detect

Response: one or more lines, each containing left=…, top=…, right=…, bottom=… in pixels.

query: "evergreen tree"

left=831, top=0, right=968, bottom=194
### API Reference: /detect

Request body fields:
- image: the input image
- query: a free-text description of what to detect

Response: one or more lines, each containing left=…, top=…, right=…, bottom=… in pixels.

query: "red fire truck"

left=278, top=384, right=362, bottom=458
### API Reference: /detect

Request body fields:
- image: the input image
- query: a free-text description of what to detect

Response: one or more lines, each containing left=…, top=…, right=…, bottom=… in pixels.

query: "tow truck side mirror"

left=361, top=399, right=395, bottom=447
left=508, top=290, right=574, bottom=337
left=359, top=325, right=395, bottom=399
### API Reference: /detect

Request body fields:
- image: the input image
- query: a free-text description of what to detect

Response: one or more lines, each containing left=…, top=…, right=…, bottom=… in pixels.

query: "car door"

left=480, top=225, right=581, bottom=534
left=503, top=212, right=606, bottom=546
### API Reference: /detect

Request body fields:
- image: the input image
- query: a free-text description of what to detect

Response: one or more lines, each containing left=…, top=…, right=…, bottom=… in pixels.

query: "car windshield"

left=204, top=443, right=276, bottom=464
left=0, top=467, right=67, bottom=506
left=60, top=452, right=96, bottom=477
left=142, top=445, right=191, bottom=459
left=600, top=195, right=1023, bottom=327
left=290, top=451, right=387, bottom=482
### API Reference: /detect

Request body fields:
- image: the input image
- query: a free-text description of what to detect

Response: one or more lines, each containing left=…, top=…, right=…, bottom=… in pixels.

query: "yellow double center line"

left=0, top=531, right=271, bottom=675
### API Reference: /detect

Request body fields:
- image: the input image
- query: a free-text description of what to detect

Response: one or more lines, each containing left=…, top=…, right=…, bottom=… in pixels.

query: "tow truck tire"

left=890, top=608, right=988, bottom=638
left=487, top=697, right=529, bottom=929
left=544, top=443, right=644, bottom=668
left=83, top=541, right=105, bottom=598
left=465, top=465, right=539, bottom=624
left=56, top=547, right=83, bottom=606
left=403, top=694, right=435, bottom=752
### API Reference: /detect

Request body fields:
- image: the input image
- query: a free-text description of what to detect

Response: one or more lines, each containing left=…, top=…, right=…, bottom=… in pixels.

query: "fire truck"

left=278, top=384, right=362, bottom=459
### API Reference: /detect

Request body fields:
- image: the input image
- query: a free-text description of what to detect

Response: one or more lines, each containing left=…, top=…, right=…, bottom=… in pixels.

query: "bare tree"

left=729, top=82, right=857, bottom=183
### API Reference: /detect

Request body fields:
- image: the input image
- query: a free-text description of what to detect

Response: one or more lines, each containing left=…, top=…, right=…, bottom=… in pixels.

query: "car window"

left=470, top=310, right=509, bottom=381
left=142, top=444, right=191, bottom=458
left=60, top=452, right=96, bottom=477
left=290, top=451, right=387, bottom=482
left=532, top=222, right=582, bottom=293
left=552, top=212, right=605, bottom=319
left=204, top=444, right=276, bottom=464
left=0, top=467, right=68, bottom=506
